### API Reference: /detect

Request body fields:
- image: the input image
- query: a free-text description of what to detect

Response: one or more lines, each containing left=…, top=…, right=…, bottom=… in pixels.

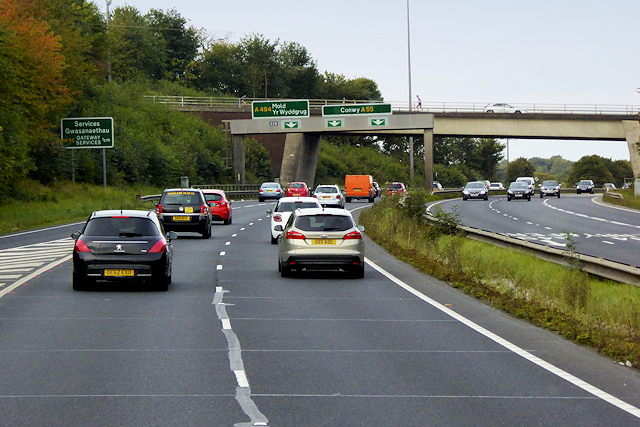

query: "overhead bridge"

left=229, top=112, right=640, bottom=190
left=143, top=97, right=640, bottom=190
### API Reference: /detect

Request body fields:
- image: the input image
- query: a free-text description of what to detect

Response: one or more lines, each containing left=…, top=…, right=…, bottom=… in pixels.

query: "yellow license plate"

left=354, top=188, right=362, bottom=192
left=173, top=216, right=190, bottom=221
left=104, top=269, right=134, bottom=277
left=322, top=196, right=331, bottom=199
left=312, top=239, right=336, bottom=245
left=266, top=189, right=273, bottom=192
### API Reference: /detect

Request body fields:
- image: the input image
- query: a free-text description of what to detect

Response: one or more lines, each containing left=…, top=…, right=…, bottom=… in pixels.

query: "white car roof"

left=294, top=207, right=353, bottom=217
left=277, top=196, right=319, bottom=203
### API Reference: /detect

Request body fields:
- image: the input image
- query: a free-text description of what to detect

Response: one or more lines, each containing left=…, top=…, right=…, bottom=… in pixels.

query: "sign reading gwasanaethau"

left=252, top=100, right=309, bottom=119
left=61, top=117, right=114, bottom=148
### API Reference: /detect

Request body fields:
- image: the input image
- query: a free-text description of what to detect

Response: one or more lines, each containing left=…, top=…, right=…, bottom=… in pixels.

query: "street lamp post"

left=106, top=0, right=112, bottom=83
left=407, top=0, right=414, bottom=182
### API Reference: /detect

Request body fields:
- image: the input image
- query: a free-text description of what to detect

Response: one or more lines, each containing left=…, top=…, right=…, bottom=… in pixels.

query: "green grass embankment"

left=359, top=194, right=640, bottom=367
left=0, top=181, right=161, bottom=235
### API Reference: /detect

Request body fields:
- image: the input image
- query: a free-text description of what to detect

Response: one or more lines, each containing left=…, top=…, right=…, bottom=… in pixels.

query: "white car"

left=483, top=103, right=527, bottom=114
left=489, top=182, right=505, bottom=190
left=267, top=197, right=321, bottom=244
left=313, top=184, right=345, bottom=208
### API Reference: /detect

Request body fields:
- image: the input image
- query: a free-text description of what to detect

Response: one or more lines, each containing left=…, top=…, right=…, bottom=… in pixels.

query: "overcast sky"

left=100, top=0, right=640, bottom=162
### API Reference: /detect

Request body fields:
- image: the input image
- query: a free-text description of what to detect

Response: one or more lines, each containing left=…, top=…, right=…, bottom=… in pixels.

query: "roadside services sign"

left=322, top=103, right=392, bottom=117
left=252, top=100, right=309, bottom=119
left=61, top=117, right=114, bottom=149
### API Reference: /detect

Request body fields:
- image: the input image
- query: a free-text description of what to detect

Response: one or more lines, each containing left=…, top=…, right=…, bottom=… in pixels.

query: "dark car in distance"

left=71, top=210, right=176, bottom=291
left=576, top=179, right=595, bottom=194
left=155, top=188, right=212, bottom=238
left=507, top=181, right=532, bottom=201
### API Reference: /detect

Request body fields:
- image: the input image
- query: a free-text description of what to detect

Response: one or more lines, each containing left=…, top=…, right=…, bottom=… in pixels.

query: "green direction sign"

left=326, top=119, right=343, bottom=128
left=370, top=117, right=387, bottom=127
left=322, top=103, right=392, bottom=117
left=252, top=100, right=309, bottom=119
left=61, top=117, right=114, bottom=149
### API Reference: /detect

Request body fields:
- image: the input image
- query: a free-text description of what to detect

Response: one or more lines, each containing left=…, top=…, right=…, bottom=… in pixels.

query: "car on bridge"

left=483, top=103, right=528, bottom=113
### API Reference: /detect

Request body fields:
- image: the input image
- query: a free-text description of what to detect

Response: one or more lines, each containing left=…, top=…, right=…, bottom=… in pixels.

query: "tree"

left=145, top=8, right=201, bottom=83
left=566, top=155, right=615, bottom=187
left=244, top=138, right=273, bottom=182
left=506, top=157, right=536, bottom=183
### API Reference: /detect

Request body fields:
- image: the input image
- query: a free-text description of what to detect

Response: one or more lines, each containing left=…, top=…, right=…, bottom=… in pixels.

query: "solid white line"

left=364, top=257, right=640, bottom=419
left=0, top=222, right=85, bottom=239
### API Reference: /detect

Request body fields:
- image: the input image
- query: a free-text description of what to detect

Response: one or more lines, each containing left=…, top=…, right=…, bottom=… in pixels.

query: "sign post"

left=61, top=117, right=114, bottom=187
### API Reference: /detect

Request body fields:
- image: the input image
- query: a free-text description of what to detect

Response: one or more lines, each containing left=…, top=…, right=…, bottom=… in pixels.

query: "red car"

left=386, top=182, right=407, bottom=196
left=286, top=182, right=310, bottom=197
left=202, top=189, right=233, bottom=225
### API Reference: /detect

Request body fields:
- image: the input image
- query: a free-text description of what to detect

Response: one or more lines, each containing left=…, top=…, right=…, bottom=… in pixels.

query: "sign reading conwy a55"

left=61, top=117, right=114, bottom=148
left=252, top=100, right=309, bottom=119
left=322, top=103, right=392, bottom=116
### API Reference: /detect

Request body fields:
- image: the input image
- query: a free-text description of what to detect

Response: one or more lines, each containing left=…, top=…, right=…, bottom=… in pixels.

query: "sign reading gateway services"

left=61, top=117, right=114, bottom=148
left=322, top=103, right=392, bottom=117
left=252, top=100, right=309, bottom=119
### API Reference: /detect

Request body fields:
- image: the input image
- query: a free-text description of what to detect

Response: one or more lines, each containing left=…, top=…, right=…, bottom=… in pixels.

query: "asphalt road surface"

left=1, top=199, right=640, bottom=426
left=429, top=193, right=640, bottom=267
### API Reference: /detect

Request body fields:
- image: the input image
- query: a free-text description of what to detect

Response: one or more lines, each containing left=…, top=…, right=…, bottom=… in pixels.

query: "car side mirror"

left=229, top=200, right=234, bottom=204
left=266, top=209, right=273, bottom=215
left=71, top=231, right=81, bottom=239
left=166, top=231, right=178, bottom=241
left=358, top=225, right=365, bottom=232
left=274, top=225, right=283, bottom=232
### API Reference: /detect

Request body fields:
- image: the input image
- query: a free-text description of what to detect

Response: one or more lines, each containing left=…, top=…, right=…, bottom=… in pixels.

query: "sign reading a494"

left=252, top=100, right=309, bottom=119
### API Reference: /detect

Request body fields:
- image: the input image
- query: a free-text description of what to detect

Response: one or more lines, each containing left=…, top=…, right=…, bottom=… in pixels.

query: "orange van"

left=344, top=175, right=375, bottom=203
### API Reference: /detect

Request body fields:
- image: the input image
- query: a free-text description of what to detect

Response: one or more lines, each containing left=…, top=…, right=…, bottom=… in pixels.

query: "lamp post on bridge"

left=407, top=0, right=415, bottom=183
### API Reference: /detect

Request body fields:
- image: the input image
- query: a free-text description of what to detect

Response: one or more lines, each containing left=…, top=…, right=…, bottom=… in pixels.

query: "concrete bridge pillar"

left=279, top=133, right=321, bottom=187
left=623, top=120, right=640, bottom=178
left=424, top=128, right=434, bottom=191
left=232, top=134, right=245, bottom=184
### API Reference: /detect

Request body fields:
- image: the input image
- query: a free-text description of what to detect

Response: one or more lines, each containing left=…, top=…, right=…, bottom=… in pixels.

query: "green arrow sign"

left=326, top=119, right=343, bottom=128
left=252, top=100, right=309, bottom=119
left=61, top=117, right=114, bottom=149
left=370, top=118, right=387, bottom=126
left=323, top=103, right=392, bottom=116
left=283, top=121, right=300, bottom=129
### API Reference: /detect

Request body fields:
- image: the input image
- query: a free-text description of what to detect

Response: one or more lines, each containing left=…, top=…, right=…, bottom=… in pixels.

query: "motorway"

left=1, top=199, right=640, bottom=426
left=429, top=193, right=640, bottom=267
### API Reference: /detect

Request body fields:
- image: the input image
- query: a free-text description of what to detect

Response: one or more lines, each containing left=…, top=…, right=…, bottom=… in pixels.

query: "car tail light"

left=285, top=230, right=306, bottom=240
left=343, top=230, right=362, bottom=240
left=259, top=189, right=264, bottom=193
left=74, top=238, right=91, bottom=253
left=149, top=238, right=167, bottom=253
left=336, top=195, right=341, bottom=199
left=156, top=204, right=163, bottom=214
left=273, top=214, right=282, bottom=222
left=200, top=204, right=208, bottom=214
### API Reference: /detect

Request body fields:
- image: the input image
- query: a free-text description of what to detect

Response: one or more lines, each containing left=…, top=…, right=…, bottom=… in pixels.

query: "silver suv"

left=277, top=208, right=365, bottom=278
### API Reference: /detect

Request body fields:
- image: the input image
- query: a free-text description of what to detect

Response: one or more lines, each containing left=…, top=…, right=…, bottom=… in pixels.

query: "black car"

left=507, top=181, right=532, bottom=201
left=156, top=188, right=212, bottom=238
left=71, top=210, right=177, bottom=291
left=576, top=179, right=595, bottom=194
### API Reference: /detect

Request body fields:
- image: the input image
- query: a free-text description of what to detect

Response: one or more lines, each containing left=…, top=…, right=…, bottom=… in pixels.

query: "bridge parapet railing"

left=192, top=183, right=261, bottom=198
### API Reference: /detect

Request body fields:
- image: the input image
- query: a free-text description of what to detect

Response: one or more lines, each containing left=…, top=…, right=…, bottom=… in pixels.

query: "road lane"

left=1, top=200, right=640, bottom=425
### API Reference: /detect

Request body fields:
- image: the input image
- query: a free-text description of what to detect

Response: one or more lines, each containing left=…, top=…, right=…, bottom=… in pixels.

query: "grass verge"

left=0, top=180, right=161, bottom=235
left=360, top=193, right=640, bottom=368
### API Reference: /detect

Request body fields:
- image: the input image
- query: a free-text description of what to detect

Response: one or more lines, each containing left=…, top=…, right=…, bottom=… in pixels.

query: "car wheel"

left=72, top=273, right=89, bottom=291
left=351, top=265, right=365, bottom=279
left=223, top=218, right=229, bottom=225
left=201, top=226, right=211, bottom=238
left=280, top=264, right=291, bottom=277
left=259, top=198, right=264, bottom=202
left=507, top=196, right=511, bottom=201
left=369, top=197, right=374, bottom=203
left=527, top=195, right=531, bottom=201
left=558, top=193, right=561, bottom=198
left=271, top=234, right=278, bottom=244
left=346, top=197, right=352, bottom=203
left=486, top=110, right=494, bottom=113
left=156, top=273, right=169, bottom=292
left=484, top=195, right=488, bottom=201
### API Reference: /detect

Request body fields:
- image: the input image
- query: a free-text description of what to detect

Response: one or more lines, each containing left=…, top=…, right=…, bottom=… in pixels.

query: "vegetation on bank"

left=359, top=192, right=640, bottom=367
left=0, top=181, right=160, bottom=235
